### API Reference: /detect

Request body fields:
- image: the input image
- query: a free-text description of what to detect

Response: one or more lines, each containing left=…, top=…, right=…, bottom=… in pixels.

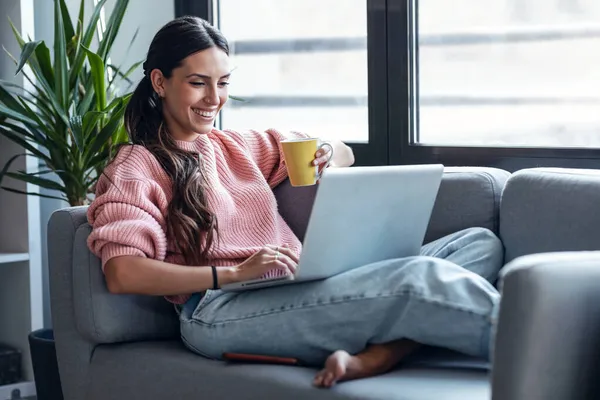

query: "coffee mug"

left=281, top=138, right=334, bottom=186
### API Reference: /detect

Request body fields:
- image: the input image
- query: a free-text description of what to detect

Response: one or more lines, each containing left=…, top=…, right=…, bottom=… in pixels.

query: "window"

left=214, top=0, right=370, bottom=144
left=178, top=0, right=600, bottom=170
left=416, top=0, right=600, bottom=148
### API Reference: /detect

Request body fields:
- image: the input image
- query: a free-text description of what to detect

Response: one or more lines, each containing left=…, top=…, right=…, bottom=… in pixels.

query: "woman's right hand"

left=232, top=245, right=298, bottom=283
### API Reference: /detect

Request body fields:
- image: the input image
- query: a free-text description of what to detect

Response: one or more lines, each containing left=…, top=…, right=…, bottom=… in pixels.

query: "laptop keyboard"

left=260, top=268, right=291, bottom=280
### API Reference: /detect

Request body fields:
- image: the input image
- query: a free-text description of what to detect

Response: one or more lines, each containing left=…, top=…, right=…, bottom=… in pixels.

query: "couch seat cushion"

left=89, top=341, right=490, bottom=400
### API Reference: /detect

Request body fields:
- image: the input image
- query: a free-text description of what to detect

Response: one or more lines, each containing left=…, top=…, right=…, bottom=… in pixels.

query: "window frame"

left=174, top=0, right=213, bottom=23
left=389, top=0, right=600, bottom=172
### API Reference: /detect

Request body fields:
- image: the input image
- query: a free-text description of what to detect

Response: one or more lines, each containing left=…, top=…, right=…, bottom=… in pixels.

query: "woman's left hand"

left=312, top=140, right=355, bottom=171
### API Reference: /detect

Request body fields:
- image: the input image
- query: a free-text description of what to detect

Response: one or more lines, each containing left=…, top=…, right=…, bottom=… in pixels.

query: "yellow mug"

left=281, top=138, right=334, bottom=187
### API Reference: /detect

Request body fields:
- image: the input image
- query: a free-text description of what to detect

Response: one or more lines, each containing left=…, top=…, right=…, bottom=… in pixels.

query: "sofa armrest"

left=492, top=252, right=600, bottom=400
left=48, top=208, right=95, bottom=400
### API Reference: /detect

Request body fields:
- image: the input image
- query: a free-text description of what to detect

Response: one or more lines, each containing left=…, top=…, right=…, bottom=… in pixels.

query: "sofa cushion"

left=273, top=179, right=318, bottom=241
left=89, top=341, right=491, bottom=400
left=501, top=168, right=600, bottom=263
left=72, top=222, right=179, bottom=343
left=424, top=167, right=510, bottom=243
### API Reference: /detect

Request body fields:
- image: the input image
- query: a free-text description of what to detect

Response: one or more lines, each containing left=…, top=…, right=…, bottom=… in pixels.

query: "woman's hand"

left=313, top=139, right=355, bottom=171
left=231, top=245, right=298, bottom=283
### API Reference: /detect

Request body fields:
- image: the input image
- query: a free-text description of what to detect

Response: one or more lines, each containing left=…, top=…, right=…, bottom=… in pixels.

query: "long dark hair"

left=123, top=16, right=229, bottom=265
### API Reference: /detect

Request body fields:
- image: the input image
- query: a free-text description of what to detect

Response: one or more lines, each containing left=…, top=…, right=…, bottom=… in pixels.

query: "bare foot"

left=313, top=339, right=420, bottom=388
left=313, top=350, right=360, bottom=388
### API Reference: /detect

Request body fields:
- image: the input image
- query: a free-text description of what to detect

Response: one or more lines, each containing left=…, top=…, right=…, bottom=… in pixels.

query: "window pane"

left=216, top=0, right=369, bottom=143
left=416, top=0, right=600, bottom=147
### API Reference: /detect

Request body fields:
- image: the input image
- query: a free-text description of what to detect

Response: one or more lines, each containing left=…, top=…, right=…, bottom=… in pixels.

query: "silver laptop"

left=221, top=164, right=444, bottom=292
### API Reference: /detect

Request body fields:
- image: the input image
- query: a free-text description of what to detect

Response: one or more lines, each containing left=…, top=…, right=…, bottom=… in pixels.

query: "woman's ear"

left=150, top=69, right=166, bottom=98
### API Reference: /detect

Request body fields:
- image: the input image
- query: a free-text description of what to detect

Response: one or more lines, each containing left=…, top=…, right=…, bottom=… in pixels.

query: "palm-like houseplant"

left=0, top=0, right=138, bottom=206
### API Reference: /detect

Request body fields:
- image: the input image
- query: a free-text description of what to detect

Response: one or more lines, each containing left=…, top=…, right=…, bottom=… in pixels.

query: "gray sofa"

left=48, top=166, right=600, bottom=399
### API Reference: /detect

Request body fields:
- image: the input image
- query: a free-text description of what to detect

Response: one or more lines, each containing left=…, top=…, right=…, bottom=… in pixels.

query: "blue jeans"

left=179, top=227, right=503, bottom=366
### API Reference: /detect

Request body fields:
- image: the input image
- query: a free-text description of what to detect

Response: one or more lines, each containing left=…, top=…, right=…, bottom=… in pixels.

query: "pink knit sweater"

left=87, top=128, right=306, bottom=304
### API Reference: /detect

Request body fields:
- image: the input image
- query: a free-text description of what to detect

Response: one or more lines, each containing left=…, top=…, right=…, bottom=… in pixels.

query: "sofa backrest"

left=276, top=166, right=511, bottom=244
left=424, top=167, right=509, bottom=243
left=50, top=167, right=510, bottom=346
left=501, top=168, right=600, bottom=263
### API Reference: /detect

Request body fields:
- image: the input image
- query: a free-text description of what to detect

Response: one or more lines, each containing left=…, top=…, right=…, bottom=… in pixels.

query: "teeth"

left=193, top=109, right=215, bottom=118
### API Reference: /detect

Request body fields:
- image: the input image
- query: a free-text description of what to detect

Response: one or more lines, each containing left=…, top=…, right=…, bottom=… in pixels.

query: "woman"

left=87, top=16, right=503, bottom=388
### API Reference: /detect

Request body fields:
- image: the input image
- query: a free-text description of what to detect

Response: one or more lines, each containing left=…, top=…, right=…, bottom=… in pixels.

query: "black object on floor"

left=0, top=343, right=21, bottom=385
left=28, top=329, right=64, bottom=400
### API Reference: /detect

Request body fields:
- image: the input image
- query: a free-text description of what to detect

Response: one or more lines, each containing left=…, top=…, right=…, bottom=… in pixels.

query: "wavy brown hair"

left=122, top=16, right=229, bottom=265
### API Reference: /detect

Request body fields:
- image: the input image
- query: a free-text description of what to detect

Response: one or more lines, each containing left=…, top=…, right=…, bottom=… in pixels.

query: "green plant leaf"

left=0, top=154, right=65, bottom=201
left=0, top=120, right=43, bottom=142
left=0, top=127, right=52, bottom=164
left=7, top=18, right=25, bottom=48
left=3, top=45, right=68, bottom=128
left=4, top=171, right=66, bottom=191
left=82, top=111, right=105, bottom=138
left=54, top=0, right=69, bottom=110
left=33, top=41, right=54, bottom=90
left=16, top=97, right=51, bottom=134
left=25, top=169, right=58, bottom=176
left=0, top=153, right=26, bottom=187
left=68, top=115, right=83, bottom=152
left=98, top=0, right=129, bottom=62
left=0, top=119, right=68, bottom=173
left=15, top=40, right=42, bottom=75
left=107, top=60, right=142, bottom=90
left=3, top=46, right=53, bottom=107
left=107, top=64, right=133, bottom=86
left=67, top=0, right=85, bottom=93
left=0, top=78, right=47, bottom=106
left=0, top=186, right=66, bottom=202
left=5, top=88, right=54, bottom=127
left=0, top=121, right=47, bottom=149
left=12, top=38, right=54, bottom=90
left=8, top=20, right=56, bottom=96
left=0, top=103, right=39, bottom=126
left=75, top=0, right=85, bottom=41
left=0, top=80, right=29, bottom=115
left=58, top=0, right=76, bottom=61
left=124, top=27, right=139, bottom=63
left=74, top=71, right=91, bottom=110
left=105, top=92, right=131, bottom=111
left=87, top=147, right=111, bottom=170
left=77, top=85, right=96, bottom=115
left=82, top=45, right=106, bottom=111
left=113, top=122, right=129, bottom=144
left=48, top=168, right=80, bottom=184
left=68, top=0, right=108, bottom=88
left=20, top=81, right=69, bottom=128
left=86, top=99, right=126, bottom=158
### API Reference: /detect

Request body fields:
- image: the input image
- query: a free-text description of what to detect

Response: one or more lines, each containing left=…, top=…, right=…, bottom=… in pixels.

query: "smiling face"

left=150, top=46, right=230, bottom=140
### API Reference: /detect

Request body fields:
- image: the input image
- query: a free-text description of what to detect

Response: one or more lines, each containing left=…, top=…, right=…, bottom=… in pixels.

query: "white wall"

left=104, top=0, right=175, bottom=88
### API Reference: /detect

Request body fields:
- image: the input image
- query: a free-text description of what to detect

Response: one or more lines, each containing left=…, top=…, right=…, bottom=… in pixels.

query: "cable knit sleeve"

left=231, top=128, right=309, bottom=188
left=87, top=146, right=170, bottom=271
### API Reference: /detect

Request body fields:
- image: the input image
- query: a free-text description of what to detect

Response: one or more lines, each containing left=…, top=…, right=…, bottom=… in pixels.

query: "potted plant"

left=0, top=1, right=137, bottom=398
left=0, top=0, right=138, bottom=206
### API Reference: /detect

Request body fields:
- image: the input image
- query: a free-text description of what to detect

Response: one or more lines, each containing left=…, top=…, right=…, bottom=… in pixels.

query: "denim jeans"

left=179, top=227, right=503, bottom=366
